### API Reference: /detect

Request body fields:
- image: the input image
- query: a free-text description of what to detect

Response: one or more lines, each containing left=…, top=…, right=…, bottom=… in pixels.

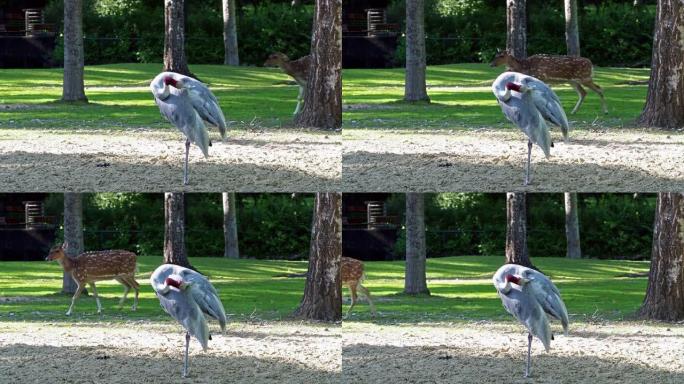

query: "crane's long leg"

left=183, top=139, right=190, bottom=185
left=524, top=140, right=532, bottom=186
left=182, top=332, right=190, bottom=378
left=525, top=333, right=532, bottom=378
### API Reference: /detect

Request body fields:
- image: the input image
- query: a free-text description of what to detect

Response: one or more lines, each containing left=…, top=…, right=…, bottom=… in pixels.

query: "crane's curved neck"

left=499, top=87, right=512, bottom=102
left=496, top=280, right=513, bottom=294
left=156, top=82, right=171, bottom=100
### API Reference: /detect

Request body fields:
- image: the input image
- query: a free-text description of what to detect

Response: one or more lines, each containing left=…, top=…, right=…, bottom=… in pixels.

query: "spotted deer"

left=490, top=50, right=607, bottom=114
left=342, top=256, right=376, bottom=318
left=264, top=52, right=311, bottom=115
left=45, top=242, right=139, bottom=316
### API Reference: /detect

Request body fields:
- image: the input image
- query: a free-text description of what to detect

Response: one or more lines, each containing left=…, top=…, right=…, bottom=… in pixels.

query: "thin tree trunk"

left=222, top=0, right=239, bottom=66
left=293, top=0, right=342, bottom=130
left=505, top=192, right=536, bottom=269
left=638, top=0, right=684, bottom=129
left=405, top=193, right=430, bottom=295
left=293, top=193, right=342, bottom=321
left=223, top=192, right=239, bottom=259
left=638, top=193, right=684, bottom=321
left=62, top=0, right=87, bottom=102
left=62, top=193, right=83, bottom=294
left=404, top=0, right=430, bottom=102
left=163, top=0, right=193, bottom=77
left=164, top=192, right=193, bottom=269
left=506, top=0, right=527, bottom=59
left=564, top=192, right=582, bottom=259
left=564, top=0, right=580, bottom=56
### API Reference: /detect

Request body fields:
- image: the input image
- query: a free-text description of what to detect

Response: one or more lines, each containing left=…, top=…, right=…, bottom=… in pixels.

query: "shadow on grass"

left=342, top=343, right=684, bottom=384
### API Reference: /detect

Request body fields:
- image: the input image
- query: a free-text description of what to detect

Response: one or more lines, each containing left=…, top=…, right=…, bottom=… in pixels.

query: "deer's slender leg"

left=357, top=283, right=376, bottom=317
left=66, top=283, right=85, bottom=316
left=584, top=80, right=607, bottom=114
left=294, top=86, right=304, bottom=115
left=183, top=138, right=191, bottom=185
left=89, top=282, right=102, bottom=314
left=115, top=277, right=131, bottom=308
left=345, top=283, right=358, bottom=318
left=129, top=277, right=140, bottom=311
left=568, top=81, right=586, bottom=114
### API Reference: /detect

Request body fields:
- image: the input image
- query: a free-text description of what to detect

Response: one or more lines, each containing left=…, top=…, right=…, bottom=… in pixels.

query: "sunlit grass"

left=0, top=256, right=308, bottom=323
left=0, top=63, right=301, bottom=130
left=343, top=64, right=650, bottom=129
left=344, top=255, right=650, bottom=323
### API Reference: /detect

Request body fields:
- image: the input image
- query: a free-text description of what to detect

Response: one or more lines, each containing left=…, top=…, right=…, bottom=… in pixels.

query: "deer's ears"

left=62, top=241, right=69, bottom=251
left=496, top=47, right=501, bottom=53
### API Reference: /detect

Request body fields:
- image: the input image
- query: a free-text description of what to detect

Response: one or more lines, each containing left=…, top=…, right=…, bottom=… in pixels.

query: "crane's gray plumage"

left=150, top=264, right=227, bottom=377
left=492, top=71, right=570, bottom=185
left=493, top=263, right=569, bottom=377
left=150, top=72, right=227, bottom=185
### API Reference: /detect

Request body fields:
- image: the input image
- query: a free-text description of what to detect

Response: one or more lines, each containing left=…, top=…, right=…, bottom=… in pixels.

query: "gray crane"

left=492, top=264, right=569, bottom=378
left=150, top=72, right=227, bottom=185
left=150, top=264, right=227, bottom=378
left=492, top=71, right=570, bottom=186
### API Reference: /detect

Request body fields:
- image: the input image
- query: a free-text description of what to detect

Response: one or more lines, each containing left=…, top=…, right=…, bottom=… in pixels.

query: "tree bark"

left=564, top=0, right=580, bottom=56
left=222, top=0, right=239, bottom=66
left=62, top=193, right=83, bottom=294
left=164, top=192, right=194, bottom=269
left=638, top=193, right=684, bottom=321
left=223, top=192, right=239, bottom=259
left=293, top=193, right=342, bottom=321
left=505, top=192, right=536, bottom=269
left=62, top=0, right=87, bottom=102
left=506, top=0, right=527, bottom=59
left=404, top=0, right=430, bottom=102
left=638, top=0, right=684, bottom=129
left=564, top=193, right=582, bottom=259
left=164, top=0, right=193, bottom=77
left=405, top=193, right=430, bottom=295
left=293, top=0, right=342, bottom=130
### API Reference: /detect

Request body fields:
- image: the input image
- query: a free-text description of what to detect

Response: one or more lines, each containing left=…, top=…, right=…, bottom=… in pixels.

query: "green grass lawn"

left=343, top=63, right=650, bottom=129
left=0, top=63, right=301, bottom=130
left=0, top=256, right=307, bottom=323
left=344, top=255, right=650, bottom=323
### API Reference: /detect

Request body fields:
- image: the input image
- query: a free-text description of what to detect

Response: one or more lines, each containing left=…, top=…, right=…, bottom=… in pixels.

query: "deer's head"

left=264, top=52, right=289, bottom=67
left=490, top=49, right=512, bottom=67
left=46, top=242, right=67, bottom=262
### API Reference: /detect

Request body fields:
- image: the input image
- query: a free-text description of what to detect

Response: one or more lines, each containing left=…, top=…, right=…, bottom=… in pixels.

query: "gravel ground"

left=0, top=321, right=340, bottom=384
left=342, top=321, right=684, bottom=384
left=342, top=128, right=684, bottom=192
left=0, top=129, right=340, bottom=192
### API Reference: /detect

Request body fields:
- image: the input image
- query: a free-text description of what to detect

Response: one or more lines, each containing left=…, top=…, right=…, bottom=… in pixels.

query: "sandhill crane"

left=264, top=52, right=311, bottom=115
left=493, top=264, right=569, bottom=378
left=492, top=71, right=570, bottom=186
left=150, top=72, right=227, bottom=185
left=150, top=264, right=227, bottom=378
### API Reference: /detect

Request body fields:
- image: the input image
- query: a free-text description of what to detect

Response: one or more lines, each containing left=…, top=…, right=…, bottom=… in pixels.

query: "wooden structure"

left=0, top=1, right=56, bottom=68
left=342, top=0, right=400, bottom=68
left=0, top=194, right=57, bottom=261
left=342, top=193, right=399, bottom=261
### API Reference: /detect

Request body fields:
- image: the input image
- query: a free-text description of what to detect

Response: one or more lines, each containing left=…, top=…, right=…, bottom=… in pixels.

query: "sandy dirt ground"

left=342, top=321, right=684, bottom=384
left=0, top=320, right=340, bottom=384
left=0, top=129, right=340, bottom=192
left=343, top=128, right=684, bottom=192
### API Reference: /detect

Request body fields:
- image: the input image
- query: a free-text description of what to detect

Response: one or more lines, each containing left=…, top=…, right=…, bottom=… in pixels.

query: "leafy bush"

left=45, top=193, right=314, bottom=259
left=387, top=0, right=655, bottom=67
left=387, top=193, right=655, bottom=260
left=44, top=0, right=313, bottom=66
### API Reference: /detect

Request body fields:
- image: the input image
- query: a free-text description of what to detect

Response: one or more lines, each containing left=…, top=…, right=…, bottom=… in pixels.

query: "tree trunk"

left=293, top=193, right=342, bottom=321
left=222, top=0, right=239, bottom=66
left=164, top=0, right=194, bottom=77
left=293, top=0, right=342, bottom=130
left=505, top=192, right=536, bottom=269
left=564, top=192, right=582, bottom=259
left=62, top=0, right=87, bottom=102
left=638, top=1, right=684, bottom=129
left=506, top=0, right=527, bottom=59
left=638, top=193, right=684, bottom=321
left=564, top=0, right=580, bottom=56
left=164, top=192, right=193, bottom=269
left=404, top=0, right=430, bottom=102
left=223, top=192, right=239, bottom=259
left=62, top=193, right=83, bottom=294
left=405, top=193, right=430, bottom=295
